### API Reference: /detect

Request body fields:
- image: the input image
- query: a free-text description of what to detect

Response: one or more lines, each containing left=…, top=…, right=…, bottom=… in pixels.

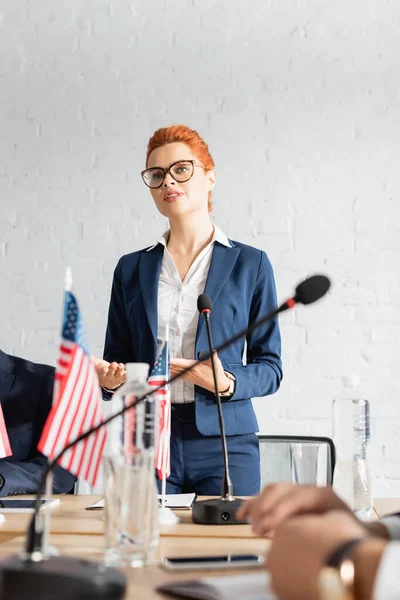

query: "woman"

left=94, top=125, right=282, bottom=495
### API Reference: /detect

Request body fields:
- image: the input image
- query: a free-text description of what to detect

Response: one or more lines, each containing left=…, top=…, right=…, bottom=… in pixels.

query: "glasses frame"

left=141, top=159, right=207, bottom=189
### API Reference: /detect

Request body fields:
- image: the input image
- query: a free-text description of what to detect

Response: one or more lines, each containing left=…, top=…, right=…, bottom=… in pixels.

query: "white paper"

left=157, top=493, right=196, bottom=508
left=202, top=573, right=276, bottom=600
left=157, top=572, right=276, bottom=600
left=86, top=493, right=196, bottom=510
left=86, top=497, right=105, bottom=509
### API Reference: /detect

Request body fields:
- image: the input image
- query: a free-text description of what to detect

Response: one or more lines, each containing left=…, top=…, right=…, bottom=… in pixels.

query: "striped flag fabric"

left=148, top=342, right=171, bottom=480
left=38, top=290, right=106, bottom=486
left=0, top=405, right=12, bottom=459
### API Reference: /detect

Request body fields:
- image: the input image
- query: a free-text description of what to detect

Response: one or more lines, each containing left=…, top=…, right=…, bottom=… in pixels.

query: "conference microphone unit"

left=0, top=274, right=331, bottom=599
left=192, top=274, right=331, bottom=526
left=192, top=292, right=245, bottom=525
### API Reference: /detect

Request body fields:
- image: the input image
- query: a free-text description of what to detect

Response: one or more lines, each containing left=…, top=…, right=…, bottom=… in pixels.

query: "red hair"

left=146, top=125, right=215, bottom=212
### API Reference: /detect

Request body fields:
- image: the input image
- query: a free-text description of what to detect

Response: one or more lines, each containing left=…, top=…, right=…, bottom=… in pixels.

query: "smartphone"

left=0, top=499, right=60, bottom=513
left=159, top=554, right=264, bottom=571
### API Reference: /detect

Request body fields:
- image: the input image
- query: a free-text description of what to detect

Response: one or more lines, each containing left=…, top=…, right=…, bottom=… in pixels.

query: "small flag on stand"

left=0, top=406, right=11, bottom=459
left=38, top=271, right=106, bottom=486
left=148, top=342, right=171, bottom=480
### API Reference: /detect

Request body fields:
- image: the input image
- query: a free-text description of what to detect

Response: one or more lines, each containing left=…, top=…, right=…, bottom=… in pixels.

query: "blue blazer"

left=0, top=350, right=76, bottom=496
left=104, top=239, right=282, bottom=436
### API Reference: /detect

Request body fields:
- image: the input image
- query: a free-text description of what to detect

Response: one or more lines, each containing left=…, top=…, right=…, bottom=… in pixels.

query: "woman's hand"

left=170, top=352, right=231, bottom=394
left=91, top=357, right=126, bottom=390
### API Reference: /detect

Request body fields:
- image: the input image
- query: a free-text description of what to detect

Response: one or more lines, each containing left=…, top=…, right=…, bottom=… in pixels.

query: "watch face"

left=318, top=567, right=346, bottom=600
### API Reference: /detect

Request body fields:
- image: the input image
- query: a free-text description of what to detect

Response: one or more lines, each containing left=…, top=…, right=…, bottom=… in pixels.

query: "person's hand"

left=91, top=357, right=126, bottom=390
left=267, top=510, right=368, bottom=600
left=169, top=352, right=231, bottom=394
left=237, top=483, right=356, bottom=535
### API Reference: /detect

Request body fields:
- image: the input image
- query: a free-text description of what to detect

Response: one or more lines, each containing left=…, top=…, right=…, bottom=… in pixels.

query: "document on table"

left=86, top=493, right=196, bottom=510
left=157, top=572, right=276, bottom=600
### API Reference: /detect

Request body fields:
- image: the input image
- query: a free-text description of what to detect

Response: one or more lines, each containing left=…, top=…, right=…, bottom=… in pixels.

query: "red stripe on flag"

left=38, top=342, right=106, bottom=487
left=0, top=404, right=12, bottom=458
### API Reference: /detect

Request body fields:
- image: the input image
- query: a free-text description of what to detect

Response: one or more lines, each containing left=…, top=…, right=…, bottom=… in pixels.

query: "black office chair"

left=258, top=435, right=336, bottom=488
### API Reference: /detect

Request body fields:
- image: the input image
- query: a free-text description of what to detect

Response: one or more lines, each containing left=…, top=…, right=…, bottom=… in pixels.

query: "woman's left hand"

left=170, top=353, right=231, bottom=394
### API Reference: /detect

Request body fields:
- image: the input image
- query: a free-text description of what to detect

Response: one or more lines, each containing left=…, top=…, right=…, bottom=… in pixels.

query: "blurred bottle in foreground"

left=104, top=362, right=159, bottom=567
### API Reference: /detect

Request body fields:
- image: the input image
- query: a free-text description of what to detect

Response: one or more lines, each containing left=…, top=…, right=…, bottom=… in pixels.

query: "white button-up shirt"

left=147, top=226, right=231, bottom=404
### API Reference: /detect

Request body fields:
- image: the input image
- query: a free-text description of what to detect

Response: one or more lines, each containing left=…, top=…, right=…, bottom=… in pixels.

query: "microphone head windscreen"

left=294, top=275, right=331, bottom=305
left=197, top=293, right=213, bottom=313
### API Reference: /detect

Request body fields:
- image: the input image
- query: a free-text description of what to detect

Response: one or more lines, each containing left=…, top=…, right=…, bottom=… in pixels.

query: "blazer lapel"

left=139, top=245, right=164, bottom=348
left=196, top=242, right=241, bottom=345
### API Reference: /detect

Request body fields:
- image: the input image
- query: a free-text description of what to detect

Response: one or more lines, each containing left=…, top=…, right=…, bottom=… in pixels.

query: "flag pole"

left=43, top=267, right=72, bottom=557
left=161, top=324, right=169, bottom=509
left=158, top=324, right=178, bottom=525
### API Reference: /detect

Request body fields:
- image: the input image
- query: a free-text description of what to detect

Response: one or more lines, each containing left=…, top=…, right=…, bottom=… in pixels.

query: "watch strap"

left=326, top=538, right=365, bottom=568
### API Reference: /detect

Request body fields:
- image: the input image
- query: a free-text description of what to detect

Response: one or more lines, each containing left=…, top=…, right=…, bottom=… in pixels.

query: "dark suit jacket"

left=104, top=239, right=283, bottom=436
left=0, top=350, right=76, bottom=496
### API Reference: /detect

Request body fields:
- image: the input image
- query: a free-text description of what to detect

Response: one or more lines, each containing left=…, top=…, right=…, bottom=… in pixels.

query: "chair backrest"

left=258, top=435, right=336, bottom=488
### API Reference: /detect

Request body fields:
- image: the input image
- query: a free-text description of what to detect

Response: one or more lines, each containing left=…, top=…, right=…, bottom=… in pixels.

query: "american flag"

left=38, top=290, right=106, bottom=486
left=148, top=342, right=171, bottom=480
left=0, top=405, right=11, bottom=459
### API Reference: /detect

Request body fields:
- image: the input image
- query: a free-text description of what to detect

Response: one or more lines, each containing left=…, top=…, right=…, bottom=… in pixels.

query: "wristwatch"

left=318, top=538, right=365, bottom=600
left=218, top=371, right=236, bottom=398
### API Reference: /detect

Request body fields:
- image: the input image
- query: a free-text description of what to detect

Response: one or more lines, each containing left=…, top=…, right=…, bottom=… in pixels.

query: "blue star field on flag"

left=62, top=291, right=88, bottom=354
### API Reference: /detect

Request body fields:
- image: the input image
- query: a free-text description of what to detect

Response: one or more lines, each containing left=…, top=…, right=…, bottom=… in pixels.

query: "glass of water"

left=289, top=443, right=328, bottom=486
left=103, top=453, right=159, bottom=568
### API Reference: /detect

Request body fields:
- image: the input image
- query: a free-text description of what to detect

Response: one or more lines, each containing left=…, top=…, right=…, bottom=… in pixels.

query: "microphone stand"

left=192, top=306, right=246, bottom=524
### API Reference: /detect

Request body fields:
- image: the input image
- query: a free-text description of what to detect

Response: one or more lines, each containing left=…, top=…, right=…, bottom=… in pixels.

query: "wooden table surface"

left=1, top=495, right=395, bottom=599
left=374, top=497, right=400, bottom=518
left=0, top=495, right=269, bottom=600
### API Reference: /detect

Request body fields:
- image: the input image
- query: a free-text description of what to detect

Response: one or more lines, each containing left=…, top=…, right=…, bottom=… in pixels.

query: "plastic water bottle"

left=332, top=376, right=373, bottom=520
left=104, top=363, right=159, bottom=566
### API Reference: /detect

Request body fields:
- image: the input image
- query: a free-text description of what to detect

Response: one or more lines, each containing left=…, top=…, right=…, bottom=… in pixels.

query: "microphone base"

left=192, top=497, right=246, bottom=525
left=0, top=554, right=126, bottom=600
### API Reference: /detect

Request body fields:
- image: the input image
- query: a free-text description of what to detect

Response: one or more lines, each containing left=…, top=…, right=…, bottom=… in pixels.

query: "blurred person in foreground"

left=238, top=483, right=400, bottom=600
left=0, top=349, right=76, bottom=496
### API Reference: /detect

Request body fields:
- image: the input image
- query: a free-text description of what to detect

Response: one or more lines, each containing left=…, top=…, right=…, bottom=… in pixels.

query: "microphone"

left=199, top=274, right=331, bottom=361
left=192, top=294, right=246, bottom=525
left=191, top=274, right=331, bottom=525
left=0, top=274, right=331, bottom=599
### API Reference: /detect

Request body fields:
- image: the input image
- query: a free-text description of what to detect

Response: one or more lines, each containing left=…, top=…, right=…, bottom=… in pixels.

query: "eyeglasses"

left=141, top=159, right=206, bottom=189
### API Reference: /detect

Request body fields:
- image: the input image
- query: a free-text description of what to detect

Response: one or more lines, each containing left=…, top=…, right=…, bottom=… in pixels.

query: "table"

left=374, top=498, right=400, bottom=519
left=0, top=496, right=270, bottom=600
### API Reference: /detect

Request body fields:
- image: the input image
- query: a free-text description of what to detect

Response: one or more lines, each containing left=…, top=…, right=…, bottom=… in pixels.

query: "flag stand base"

left=0, top=554, right=126, bottom=600
left=159, top=506, right=179, bottom=525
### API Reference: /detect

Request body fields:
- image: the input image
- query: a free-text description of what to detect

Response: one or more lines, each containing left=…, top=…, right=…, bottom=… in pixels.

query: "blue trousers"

left=157, top=403, right=260, bottom=496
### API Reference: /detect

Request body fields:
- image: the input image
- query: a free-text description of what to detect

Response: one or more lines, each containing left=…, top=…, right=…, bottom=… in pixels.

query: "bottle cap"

left=125, top=362, right=149, bottom=383
left=342, top=375, right=360, bottom=387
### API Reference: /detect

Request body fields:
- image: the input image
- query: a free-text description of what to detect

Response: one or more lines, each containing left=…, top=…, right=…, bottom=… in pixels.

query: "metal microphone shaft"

left=202, top=309, right=233, bottom=500
left=192, top=295, right=247, bottom=525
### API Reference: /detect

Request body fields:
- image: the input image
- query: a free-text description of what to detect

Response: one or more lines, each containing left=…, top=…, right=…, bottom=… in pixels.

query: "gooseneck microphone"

left=197, top=293, right=233, bottom=500
left=0, top=274, right=331, bottom=599
left=192, top=294, right=246, bottom=525
left=191, top=275, right=331, bottom=525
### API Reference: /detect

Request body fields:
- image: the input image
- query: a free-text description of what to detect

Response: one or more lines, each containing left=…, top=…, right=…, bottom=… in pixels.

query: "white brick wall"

left=1, top=0, right=400, bottom=496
